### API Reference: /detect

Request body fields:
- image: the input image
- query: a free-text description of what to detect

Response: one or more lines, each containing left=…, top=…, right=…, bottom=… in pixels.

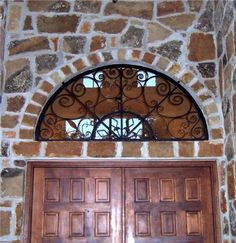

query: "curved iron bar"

left=36, top=64, right=208, bottom=141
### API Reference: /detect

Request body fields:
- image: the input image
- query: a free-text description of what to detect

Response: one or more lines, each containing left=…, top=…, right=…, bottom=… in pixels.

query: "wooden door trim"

left=24, top=160, right=221, bottom=243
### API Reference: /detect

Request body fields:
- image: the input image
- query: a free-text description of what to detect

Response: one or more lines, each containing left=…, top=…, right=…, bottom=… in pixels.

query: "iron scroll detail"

left=36, top=64, right=208, bottom=141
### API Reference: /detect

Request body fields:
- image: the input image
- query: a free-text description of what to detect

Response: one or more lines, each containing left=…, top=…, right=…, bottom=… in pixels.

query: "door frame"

left=24, top=160, right=221, bottom=243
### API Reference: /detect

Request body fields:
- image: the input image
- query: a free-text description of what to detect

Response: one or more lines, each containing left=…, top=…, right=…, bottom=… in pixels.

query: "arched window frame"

left=36, top=64, right=209, bottom=141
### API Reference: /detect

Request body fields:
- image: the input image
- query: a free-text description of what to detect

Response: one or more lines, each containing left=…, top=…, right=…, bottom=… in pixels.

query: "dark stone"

left=74, top=0, right=101, bottom=13
left=217, top=31, right=223, bottom=57
left=230, top=203, right=236, bottom=236
left=14, top=160, right=26, bottom=167
left=63, top=36, right=86, bottom=54
left=1, top=168, right=23, bottom=178
left=36, top=54, right=58, bottom=74
left=9, top=36, right=50, bottom=55
left=225, top=135, right=235, bottom=161
left=222, top=2, right=234, bottom=35
left=195, top=1, right=213, bottom=32
left=223, top=217, right=229, bottom=235
left=197, top=62, right=215, bottom=78
left=48, top=1, right=70, bottom=12
left=23, top=16, right=33, bottom=30
left=223, top=54, right=227, bottom=67
left=121, top=26, right=144, bottom=48
left=102, top=52, right=113, bottom=61
left=214, top=1, right=223, bottom=32
left=233, top=68, right=236, bottom=91
left=7, top=96, right=25, bottom=112
left=5, top=66, right=32, bottom=93
left=1, top=142, right=9, bottom=157
left=149, top=40, right=182, bottom=61
left=222, top=95, right=231, bottom=118
left=37, top=15, right=80, bottom=33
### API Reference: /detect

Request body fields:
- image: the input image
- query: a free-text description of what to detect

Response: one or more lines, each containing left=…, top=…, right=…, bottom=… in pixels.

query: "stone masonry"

left=0, top=0, right=236, bottom=242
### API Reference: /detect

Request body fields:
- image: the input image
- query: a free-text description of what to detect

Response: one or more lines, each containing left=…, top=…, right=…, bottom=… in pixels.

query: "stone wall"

left=0, top=0, right=235, bottom=242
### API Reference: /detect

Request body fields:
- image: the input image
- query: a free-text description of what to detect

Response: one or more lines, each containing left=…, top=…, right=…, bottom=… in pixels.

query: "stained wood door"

left=31, top=167, right=122, bottom=243
left=125, top=167, right=214, bottom=243
left=28, top=163, right=217, bottom=243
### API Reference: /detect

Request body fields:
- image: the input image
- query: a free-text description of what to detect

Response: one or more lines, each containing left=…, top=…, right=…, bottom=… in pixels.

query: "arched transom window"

left=36, top=64, right=208, bottom=141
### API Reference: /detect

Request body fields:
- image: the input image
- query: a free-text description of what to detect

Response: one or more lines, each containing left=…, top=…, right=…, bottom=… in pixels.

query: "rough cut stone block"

left=195, top=1, right=213, bottom=32
left=7, top=96, right=25, bottom=112
left=23, top=16, right=33, bottom=30
left=122, top=142, right=142, bottom=157
left=147, top=23, right=172, bottom=42
left=22, top=114, right=37, bottom=127
left=40, top=81, right=54, bottom=93
left=227, top=163, right=236, bottom=200
left=38, top=15, right=80, bottom=33
left=32, top=93, right=47, bottom=105
left=45, top=141, right=82, bottom=157
left=36, top=54, right=58, bottom=74
left=4, top=60, right=32, bottom=93
left=90, top=36, right=106, bottom=52
left=104, top=2, right=153, bottom=19
left=158, top=14, right=196, bottom=31
left=9, top=36, right=50, bottom=55
left=73, top=59, right=86, bottom=71
left=211, top=128, right=224, bottom=139
left=0, top=211, right=11, bottom=236
left=188, top=0, right=202, bottom=11
left=87, top=142, right=116, bottom=157
left=150, top=40, right=182, bottom=61
left=229, top=203, right=236, bottom=236
left=7, top=4, right=21, bottom=31
left=179, top=142, right=194, bottom=157
left=226, top=31, right=234, bottom=60
left=121, top=26, right=144, bottom=48
left=74, top=0, right=101, bottom=13
left=94, top=19, right=127, bottom=34
left=13, top=142, right=40, bottom=156
left=221, top=189, right=227, bottom=213
left=222, top=2, right=234, bottom=35
left=142, top=52, right=155, bottom=64
left=197, top=63, right=215, bottom=78
left=188, top=33, right=215, bottom=61
left=149, top=142, right=174, bottom=157
left=1, top=115, right=18, bottom=128
left=88, top=53, right=100, bottom=66
left=27, top=0, right=70, bottom=12
left=25, top=104, right=41, bottom=115
left=198, top=142, right=223, bottom=156
left=1, top=168, right=24, bottom=197
left=19, top=129, right=34, bottom=139
left=63, top=36, right=86, bottom=54
left=157, top=1, right=184, bottom=16
left=15, top=203, right=22, bottom=235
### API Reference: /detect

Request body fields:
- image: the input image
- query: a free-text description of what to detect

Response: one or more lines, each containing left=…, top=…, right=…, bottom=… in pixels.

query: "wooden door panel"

left=31, top=167, right=122, bottom=243
left=28, top=163, right=217, bottom=243
left=125, top=167, right=214, bottom=243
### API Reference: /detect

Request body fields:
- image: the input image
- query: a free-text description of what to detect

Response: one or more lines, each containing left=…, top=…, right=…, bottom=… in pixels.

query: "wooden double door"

left=26, top=162, right=218, bottom=243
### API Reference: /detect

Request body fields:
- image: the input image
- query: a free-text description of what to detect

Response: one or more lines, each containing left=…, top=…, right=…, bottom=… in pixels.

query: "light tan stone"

left=0, top=211, right=11, bottom=236
left=7, top=5, right=21, bottom=31
left=158, top=14, right=196, bottom=31
left=4, top=58, right=29, bottom=81
left=147, top=22, right=172, bottom=42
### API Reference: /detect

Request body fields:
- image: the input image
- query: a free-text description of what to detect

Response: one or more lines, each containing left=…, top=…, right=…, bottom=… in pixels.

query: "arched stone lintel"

left=21, top=48, right=223, bottom=141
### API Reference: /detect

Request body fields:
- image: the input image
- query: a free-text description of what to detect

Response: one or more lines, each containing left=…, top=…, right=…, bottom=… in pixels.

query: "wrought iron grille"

left=36, top=64, right=208, bottom=141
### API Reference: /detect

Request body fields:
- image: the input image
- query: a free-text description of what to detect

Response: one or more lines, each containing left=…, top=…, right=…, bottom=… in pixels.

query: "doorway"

left=24, top=161, right=219, bottom=243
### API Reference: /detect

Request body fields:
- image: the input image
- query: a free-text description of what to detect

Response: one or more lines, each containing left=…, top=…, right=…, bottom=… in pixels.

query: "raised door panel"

left=31, top=167, right=122, bottom=243
left=125, top=167, right=214, bottom=243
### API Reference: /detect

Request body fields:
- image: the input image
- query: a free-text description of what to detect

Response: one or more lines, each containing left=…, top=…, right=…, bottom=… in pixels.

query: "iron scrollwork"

left=36, top=64, right=208, bottom=141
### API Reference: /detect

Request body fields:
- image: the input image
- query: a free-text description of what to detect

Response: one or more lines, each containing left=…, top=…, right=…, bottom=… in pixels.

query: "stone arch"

left=20, top=49, right=223, bottom=141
